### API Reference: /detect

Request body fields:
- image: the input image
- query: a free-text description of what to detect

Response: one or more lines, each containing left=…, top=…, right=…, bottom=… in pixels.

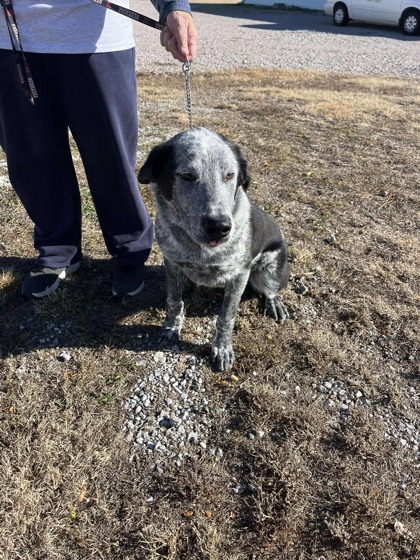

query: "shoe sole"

left=28, top=261, right=81, bottom=298
left=112, top=281, right=144, bottom=298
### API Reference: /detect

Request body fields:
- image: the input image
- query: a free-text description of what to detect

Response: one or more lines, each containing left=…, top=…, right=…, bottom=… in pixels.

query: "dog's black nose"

left=201, top=216, right=232, bottom=240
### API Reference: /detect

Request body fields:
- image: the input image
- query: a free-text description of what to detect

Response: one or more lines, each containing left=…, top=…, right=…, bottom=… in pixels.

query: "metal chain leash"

left=182, top=59, right=193, bottom=129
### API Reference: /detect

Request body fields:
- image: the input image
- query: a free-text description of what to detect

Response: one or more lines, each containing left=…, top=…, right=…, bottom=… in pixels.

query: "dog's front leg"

left=159, top=259, right=186, bottom=344
left=211, top=275, right=249, bottom=372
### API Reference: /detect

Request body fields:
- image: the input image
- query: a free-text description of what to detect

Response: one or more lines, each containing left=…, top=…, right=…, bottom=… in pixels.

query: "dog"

left=138, top=127, right=289, bottom=371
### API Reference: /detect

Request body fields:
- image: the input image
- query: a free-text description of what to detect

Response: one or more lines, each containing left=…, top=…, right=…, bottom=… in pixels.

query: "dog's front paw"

left=211, top=342, right=235, bottom=371
left=158, top=326, right=181, bottom=345
left=265, top=296, right=289, bottom=323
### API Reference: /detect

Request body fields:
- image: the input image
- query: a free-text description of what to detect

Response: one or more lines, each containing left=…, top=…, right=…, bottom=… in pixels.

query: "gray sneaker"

left=112, top=264, right=145, bottom=297
left=22, top=261, right=81, bottom=298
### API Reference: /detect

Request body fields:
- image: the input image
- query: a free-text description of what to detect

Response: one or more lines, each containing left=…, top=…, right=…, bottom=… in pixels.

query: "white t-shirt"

left=0, top=0, right=191, bottom=53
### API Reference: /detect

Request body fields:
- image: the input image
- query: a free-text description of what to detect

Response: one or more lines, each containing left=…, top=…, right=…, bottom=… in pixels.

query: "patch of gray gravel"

left=122, top=341, right=419, bottom=467
left=123, top=351, right=224, bottom=470
left=11, top=315, right=419, bottom=465
left=132, top=0, right=420, bottom=77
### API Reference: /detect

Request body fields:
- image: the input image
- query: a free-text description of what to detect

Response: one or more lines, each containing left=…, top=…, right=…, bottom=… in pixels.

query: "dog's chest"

left=175, top=259, right=245, bottom=288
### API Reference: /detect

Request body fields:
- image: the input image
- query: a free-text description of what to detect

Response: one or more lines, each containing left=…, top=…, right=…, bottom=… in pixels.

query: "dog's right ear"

left=138, top=143, right=175, bottom=201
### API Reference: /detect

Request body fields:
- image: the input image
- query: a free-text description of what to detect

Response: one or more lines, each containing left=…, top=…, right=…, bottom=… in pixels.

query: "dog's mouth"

left=207, top=236, right=231, bottom=248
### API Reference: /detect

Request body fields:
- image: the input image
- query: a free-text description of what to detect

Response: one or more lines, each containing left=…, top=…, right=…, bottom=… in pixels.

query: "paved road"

left=131, top=0, right=420, bottom=78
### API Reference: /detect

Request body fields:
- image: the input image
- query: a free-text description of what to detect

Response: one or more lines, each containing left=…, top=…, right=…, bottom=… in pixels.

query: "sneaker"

left=112, top=264, right=145, bottom=297
left=22, top=261, right=81, bottom=298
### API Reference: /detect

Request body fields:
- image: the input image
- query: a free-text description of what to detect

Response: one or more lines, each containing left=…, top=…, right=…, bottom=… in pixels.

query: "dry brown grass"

left=0, top=68, right=419, bottom=559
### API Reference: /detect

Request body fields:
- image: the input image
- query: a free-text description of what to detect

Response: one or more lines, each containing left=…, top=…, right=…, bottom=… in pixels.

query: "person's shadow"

left=0, top=256, right=219, bottom=359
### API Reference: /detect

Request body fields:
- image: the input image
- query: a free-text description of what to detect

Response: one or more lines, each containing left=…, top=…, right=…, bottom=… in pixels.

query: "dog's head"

left=138, top=127, right=250, bottom=248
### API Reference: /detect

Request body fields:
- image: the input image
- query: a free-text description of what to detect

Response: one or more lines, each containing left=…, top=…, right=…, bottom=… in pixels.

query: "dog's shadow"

left=0, top=257, right=218, bottom=359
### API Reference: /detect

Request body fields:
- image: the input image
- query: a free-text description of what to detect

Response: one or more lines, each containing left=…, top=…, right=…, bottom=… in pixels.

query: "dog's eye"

left=179, top=172, right=196, bottom=182
left=225, top=172, right=235, bottom=181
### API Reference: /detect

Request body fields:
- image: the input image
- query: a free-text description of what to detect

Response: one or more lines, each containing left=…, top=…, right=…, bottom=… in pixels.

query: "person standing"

left=0, top=0, right=198, bottom=297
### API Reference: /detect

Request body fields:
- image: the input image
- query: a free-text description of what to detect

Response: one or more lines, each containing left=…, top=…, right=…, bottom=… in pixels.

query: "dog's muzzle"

left=201, top=216, right=232, bottom=246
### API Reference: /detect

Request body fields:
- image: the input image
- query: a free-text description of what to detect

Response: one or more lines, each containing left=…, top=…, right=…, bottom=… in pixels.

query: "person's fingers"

left=160, top=27, right=171, bottom=48
left=167, top=35, right=181, bottom=60
left=187, top=25, right=198, bottom=61
left=174, top=17, right=190, bottom=59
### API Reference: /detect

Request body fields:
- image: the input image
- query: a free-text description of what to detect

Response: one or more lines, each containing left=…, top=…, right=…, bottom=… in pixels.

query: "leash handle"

left=0, top=0, right=39, bottom=104
left=89, top=0, right=165, bottom=31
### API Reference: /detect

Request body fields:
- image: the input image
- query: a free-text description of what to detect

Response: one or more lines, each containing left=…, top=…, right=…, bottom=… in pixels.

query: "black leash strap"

left=89, top=0, right=165, bottom=31
left=0, top=0, right=38, bottom=104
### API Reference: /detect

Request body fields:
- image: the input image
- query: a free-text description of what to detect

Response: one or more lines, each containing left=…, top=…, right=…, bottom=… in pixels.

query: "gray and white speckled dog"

left=138, top=128, right=289, bottom=371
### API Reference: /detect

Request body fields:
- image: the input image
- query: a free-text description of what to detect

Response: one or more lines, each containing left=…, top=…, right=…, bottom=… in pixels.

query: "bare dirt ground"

left=0, top=67, right=419, bottom=558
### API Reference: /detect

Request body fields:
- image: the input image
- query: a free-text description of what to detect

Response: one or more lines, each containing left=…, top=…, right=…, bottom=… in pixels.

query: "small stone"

left=324, top=233, right=336, bottom=244
left=159, top=417, right=176, bottom=429
left=153, top=352, right=166, bottom=363
left=188, top=432, right=198, bottom=444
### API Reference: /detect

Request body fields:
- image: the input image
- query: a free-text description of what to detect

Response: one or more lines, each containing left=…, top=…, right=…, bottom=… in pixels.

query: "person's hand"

left=160, top=11, right=198, bottom=62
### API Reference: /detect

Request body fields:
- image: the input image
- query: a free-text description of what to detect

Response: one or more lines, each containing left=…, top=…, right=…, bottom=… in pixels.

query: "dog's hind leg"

left=250, top=248, right=290, bottom=323
left=159, top=260, right=187, bottom=344
left=211, top=274, right=249, bottom=372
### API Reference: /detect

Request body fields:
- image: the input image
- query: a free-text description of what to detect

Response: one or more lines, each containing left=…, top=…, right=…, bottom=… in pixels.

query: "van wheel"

left=333, top=3, right=349, bottom=26
left=400, top=10, right=420, bottom=35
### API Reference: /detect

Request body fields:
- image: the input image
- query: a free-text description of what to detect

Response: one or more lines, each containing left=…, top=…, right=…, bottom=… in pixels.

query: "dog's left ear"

left=220, top=135, right=250, bottom=191
left=231, top=143, right=250, bottom=191
left=138, top=142, right=175, bottom=200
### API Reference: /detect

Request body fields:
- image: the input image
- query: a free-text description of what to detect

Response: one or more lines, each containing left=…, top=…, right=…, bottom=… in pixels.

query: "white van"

left=324, top=0, right=420, bottom=35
